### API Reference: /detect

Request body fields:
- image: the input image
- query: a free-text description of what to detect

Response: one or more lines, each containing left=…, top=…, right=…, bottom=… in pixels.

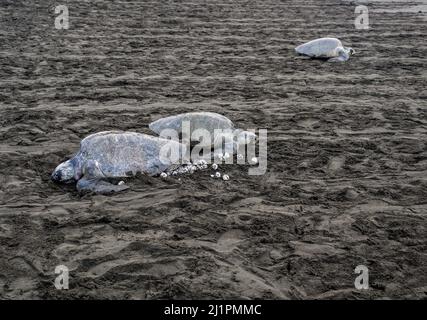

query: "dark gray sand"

left=0, top=0, right=426, bottom=299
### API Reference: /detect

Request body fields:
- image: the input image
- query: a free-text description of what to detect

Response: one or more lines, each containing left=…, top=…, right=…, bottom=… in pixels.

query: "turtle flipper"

left=76, top=159, right=129, bottom=194
left=328, top=48, right=350, bottom=62
left=76, top=177, right=129, bottom=194
left=328, top=56, right=347, bottom=62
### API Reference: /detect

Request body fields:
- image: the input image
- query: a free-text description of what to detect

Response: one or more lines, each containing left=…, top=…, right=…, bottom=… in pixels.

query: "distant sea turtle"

left=295, top=38, right=355, bottom=62
left=51, top=131, right=186, bottom=194
left=149, top=112, right=256, bottom=155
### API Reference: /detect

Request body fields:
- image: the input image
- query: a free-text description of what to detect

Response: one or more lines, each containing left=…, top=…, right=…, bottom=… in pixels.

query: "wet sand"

left=0, top=0, right=426, bottom=299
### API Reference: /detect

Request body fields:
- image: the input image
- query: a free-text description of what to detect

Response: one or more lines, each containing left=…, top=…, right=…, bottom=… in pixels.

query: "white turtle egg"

left=118, top=181, right=125, bottom=186
left=195, top=160, right=207, bottom=166
left=222, top=174, right=230, bottom=181
left=210, top=174, right=215, bottom=178
left=212, top=163, right=218, bottom=170
left=251, top=157, right=258, bottom=164
left=160, top=172, right=167, bottom=179
left=215, top=172, right=221, bottom=178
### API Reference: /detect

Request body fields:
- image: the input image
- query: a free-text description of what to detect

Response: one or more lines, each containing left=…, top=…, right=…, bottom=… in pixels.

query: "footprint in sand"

left=0, top=224, right=13, bottom=238
left=216, top=229, right=245, bottom=253
left=298, top=118, right=319, bottom=130
left=327, top=156, right=345, bottom=173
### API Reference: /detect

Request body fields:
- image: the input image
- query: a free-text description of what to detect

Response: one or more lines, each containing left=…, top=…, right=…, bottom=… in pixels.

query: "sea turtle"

left=295, top=38, right=355, bottom=62
left=149, top=112, right=256, bottom=156
left=51, top=131, right=186, bottom=194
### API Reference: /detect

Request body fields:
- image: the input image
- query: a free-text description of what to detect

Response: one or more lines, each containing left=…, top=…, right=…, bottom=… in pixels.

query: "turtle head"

left=235, top=129, right=257, bottom=145
left=51, top=158, right=81, bottom=183
left=347, top=47, right=356, bottom=55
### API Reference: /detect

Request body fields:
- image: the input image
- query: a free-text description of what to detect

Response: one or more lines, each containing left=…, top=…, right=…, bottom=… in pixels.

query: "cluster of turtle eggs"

left=159, top=153, right=258, bottom=181
left=211, top=171, right=229, bottom=181
left=210, top=159, right=229, bottom=181
left=159, top=158, right=232, bottom=181
left=160, top=159, right=209, bottom=178
left=217, top=152, right=258, bottom=164
left=216, top=152, right=231, bottom=161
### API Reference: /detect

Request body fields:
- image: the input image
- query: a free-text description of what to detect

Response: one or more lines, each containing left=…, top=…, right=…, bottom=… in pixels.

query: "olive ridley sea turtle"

left=51, top=131, right=186, bottom=194
left=149, top=112, right=256, bottom=155
left=295, top=38, right=355, bottom=62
